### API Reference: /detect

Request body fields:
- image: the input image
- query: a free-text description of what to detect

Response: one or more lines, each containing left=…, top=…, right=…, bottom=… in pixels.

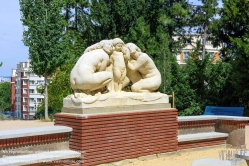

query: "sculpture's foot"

left=95, top=92, right=101, bottom=96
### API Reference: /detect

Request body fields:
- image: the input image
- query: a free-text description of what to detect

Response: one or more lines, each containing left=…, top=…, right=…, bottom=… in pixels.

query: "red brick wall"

left=178, top=120, right=216, bottom=129
left=10, top=76, right=16, bottom=111
left=54, top=109, right=178, bottom=166
left=0, top=133, right=70, bottom=148
left=178, top=139, right=226, bottom=150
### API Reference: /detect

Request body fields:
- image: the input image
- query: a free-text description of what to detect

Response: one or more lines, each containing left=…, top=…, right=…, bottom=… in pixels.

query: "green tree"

left=124, top=0, right=188, bottom=93
left=48, top=64, right=74, bottom=112
left=0, top=82, right=11, bottom=111
left=184, top=0, right=219, bottom=56
left=20, top=0, right=69, bottom=119
left=212, top=0, right=249, bottom=114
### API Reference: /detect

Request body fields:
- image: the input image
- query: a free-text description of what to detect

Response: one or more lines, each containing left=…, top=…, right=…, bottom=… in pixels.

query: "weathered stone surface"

left=63, top=92, right=170, bottom=114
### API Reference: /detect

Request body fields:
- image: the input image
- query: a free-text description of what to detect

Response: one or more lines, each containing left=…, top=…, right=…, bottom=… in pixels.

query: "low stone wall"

left=178, top=116, right=249, bottom=148
left=0, top=126, right=81, bottom=166
left=55, top=108, right=178, bottom=166
left=0, top=127, right=71, bottom=157
left=215, top=120, right=247, bottom=147
left=178, top=139, right=226, bottom=150
left=178, top=120, right=216, bottom=135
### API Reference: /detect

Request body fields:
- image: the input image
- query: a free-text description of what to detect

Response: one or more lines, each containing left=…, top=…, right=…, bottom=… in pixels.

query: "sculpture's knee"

left=131, top=84, right=141, bottom=92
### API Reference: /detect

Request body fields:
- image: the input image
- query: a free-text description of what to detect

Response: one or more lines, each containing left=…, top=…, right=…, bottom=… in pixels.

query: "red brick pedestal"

left=54, top=108, right=178, bottom=166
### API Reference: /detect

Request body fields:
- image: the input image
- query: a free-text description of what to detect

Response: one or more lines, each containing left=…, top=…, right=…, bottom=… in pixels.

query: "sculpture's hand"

left=128, top=61, right=136, bottom=71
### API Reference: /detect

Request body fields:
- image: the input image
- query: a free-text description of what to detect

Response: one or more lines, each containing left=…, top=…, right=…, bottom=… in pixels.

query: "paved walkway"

left=0, top=120, right=54, bottom=130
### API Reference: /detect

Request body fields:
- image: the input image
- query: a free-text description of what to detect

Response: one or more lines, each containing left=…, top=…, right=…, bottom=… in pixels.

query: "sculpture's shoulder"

left=84, top=39, right=114, bottom=55
left=84, top=49, right=108, bottom=57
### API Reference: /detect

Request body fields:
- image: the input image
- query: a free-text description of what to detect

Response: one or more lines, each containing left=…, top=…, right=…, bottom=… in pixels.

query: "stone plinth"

left=54, top=107, right=178, bottom=166
left=63, top=92, right=170, bottom=114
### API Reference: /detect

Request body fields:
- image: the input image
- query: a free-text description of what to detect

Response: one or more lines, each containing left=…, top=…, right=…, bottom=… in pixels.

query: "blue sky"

left=0, top=0, right=221, bottom=77
left=0, top=1, right=28, bottom=76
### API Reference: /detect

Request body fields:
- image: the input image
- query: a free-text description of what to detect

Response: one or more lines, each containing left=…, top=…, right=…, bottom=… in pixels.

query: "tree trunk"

left=44, top=76, right=49, bottom=120
left=202, top=23, right=207, bottom=59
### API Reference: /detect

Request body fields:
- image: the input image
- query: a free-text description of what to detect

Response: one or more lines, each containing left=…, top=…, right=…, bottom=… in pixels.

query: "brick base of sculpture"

left=54, top=107, right=178, bottom=166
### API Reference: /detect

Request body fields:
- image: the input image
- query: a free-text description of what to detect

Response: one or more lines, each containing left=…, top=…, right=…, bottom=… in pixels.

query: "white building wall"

left=14, top=60, right=45, bottom=120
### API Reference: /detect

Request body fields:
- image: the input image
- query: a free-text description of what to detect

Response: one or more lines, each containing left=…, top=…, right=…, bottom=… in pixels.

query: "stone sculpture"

left=70, top=46, right=113, bottom=96
left=126, top=43, right=161, bottom=92
left=70, top=38, right=162, bottom=97
left=109, top=38, right=130, bottom=92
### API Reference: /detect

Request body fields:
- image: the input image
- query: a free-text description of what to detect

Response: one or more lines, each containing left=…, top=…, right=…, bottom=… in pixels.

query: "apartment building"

left=11, top=60, right=45, bottom=120
left=174, top=34, right=222, bottom=65
left=10, top=69, right=16, bottom=112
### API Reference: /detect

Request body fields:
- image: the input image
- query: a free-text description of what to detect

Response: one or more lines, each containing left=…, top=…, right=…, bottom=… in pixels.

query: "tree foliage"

left=48, top=64, right=74, bottom=112
left=211, top=0, right=249, bottom=115
left=0, top=82, right=11, bottom=111
left=183, top=0, right=219, bottom=56
left=20, top=0, right=69, bottom=119
left=20, top=0, right=249, bottom=117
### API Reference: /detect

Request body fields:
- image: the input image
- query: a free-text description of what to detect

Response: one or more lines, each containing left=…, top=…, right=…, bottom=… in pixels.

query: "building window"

left=23, top=80, right=27, bottom=85
left=29, top=80, right=35, bottom=85
left=37, top=80, right=44, bottom=85
left=184, top=52, right=190, bottom=61
left=184, top=38, right=191, bottom=44
left=208, top=52, right=214, bottom=59
left=29, top=89, right=35, bottom=94
left=23, top=106, right=27, bottom=111
left=206, top=40, right=212, bottom=45
left=37, top=98, right=43, bottom=103
left=23, top=89, right=27, bottom=94
left=29, top=107, right=34, bottom=111
left=29, top=98, right=35, bottom=103
left=23, top=98, right=27, bottom=102
left=199, top=52, right=203, bottom=60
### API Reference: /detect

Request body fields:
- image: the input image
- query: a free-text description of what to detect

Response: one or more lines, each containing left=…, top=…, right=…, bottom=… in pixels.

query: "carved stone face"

left=131, top=52, right=140, bottom=60
left=115, top=43, right=123, bottom=52
left=103, top=43, right=114, bottom=55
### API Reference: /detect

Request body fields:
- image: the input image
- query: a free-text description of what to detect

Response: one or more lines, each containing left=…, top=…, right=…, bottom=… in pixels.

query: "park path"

left=0, top=120, right=54, bottom=130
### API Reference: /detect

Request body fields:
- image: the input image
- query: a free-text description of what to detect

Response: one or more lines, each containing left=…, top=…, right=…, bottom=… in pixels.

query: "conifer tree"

left=213, top=0, right=249, bottom=113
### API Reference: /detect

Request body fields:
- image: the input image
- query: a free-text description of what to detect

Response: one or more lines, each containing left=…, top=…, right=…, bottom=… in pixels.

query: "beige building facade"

left=174, top=34, right=222, bottom=65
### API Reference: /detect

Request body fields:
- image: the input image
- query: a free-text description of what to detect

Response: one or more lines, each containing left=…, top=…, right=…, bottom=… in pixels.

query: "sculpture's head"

left=100, top=40, right=114, bottom=55
left=122, top=46, right=130, bottom=62
left=125, top=43, right=141, bottom=59
left=113, top=38, right=124, bottom=52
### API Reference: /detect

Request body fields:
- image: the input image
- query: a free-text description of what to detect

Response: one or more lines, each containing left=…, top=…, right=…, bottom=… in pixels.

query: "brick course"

left=54, top=109, right=178, bottom=166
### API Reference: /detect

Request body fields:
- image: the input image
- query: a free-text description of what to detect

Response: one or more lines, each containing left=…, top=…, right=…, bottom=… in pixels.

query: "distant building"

left=0, top=77, right=10, bottom=83
left=11, top=60, right=46, bottom=120
left=174, top=34, right=222, bottom=66
left=10, top=69, right=16, bottom=112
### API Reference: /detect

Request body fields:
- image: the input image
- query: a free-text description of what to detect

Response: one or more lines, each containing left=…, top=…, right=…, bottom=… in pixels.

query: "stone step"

left=0, top=150, right=81, bottom=166
left=0, top=126, right=72, bottom=139
left=178, top=132, right=229, bottom=142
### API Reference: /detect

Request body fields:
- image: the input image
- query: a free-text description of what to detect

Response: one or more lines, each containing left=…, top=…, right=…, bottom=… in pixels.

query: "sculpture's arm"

left=127, top=61, right=137, bottom=71
left=128, top=55, right=147, bottom=71
left=109, top=54, right=114, bottom=65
